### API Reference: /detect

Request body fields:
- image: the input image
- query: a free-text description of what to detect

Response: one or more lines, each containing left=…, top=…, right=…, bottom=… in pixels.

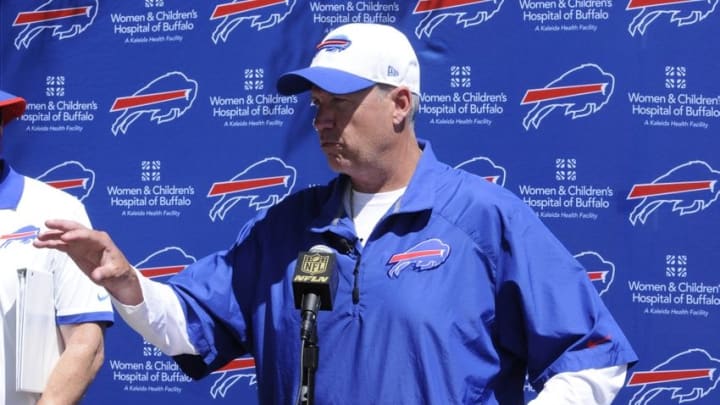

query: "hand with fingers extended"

left=34, top=219, right=143, bottom=306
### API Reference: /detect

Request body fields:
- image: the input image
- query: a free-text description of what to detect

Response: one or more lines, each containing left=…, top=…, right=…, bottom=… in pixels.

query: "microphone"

left=292, top=245, right=338, bottom=341
left=322, top=231, right=354, bottom=255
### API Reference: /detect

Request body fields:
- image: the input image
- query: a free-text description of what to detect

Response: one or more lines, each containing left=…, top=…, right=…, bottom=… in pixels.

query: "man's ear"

left=391, top=86, right=412, bottom=126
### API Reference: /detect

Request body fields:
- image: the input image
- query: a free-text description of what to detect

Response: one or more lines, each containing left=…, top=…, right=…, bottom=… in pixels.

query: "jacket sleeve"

left=492, top=201, right=638, bottom=390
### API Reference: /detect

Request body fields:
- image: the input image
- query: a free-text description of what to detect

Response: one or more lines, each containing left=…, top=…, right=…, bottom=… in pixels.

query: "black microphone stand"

left=297, top=295, right=320, bottom=405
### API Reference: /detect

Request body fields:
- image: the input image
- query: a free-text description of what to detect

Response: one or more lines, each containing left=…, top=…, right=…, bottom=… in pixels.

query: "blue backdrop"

left=2, top=1, right=720, bottom=404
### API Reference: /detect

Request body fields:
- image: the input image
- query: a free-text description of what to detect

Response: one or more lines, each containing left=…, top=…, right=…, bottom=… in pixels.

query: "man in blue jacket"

left=35, top=23, right=637, bottom=404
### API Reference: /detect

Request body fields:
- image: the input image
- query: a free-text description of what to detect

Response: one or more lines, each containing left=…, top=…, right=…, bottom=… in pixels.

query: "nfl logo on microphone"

left=300, top=253, right=329, bottom=276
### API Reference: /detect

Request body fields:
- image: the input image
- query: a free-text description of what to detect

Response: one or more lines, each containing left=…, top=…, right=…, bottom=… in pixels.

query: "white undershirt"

left=343, top=186, right=406, bottom=246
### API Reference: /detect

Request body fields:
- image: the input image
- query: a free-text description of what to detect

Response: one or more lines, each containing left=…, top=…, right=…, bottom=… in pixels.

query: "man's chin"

left=324, top=156, right=348, bottom=174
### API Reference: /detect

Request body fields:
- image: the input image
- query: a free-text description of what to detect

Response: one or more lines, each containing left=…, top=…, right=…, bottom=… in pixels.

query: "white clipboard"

left=16, top=268, right=63, bottom=393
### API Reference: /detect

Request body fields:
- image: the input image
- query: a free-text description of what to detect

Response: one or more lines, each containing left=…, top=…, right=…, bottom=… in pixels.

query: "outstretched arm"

left=35, top=219, right=198, bottom=357
left=34, top=219, right=142, bottom=305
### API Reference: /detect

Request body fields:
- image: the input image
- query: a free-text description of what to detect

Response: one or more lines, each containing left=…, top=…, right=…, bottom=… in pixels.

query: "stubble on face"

left=312, top=87, right=387, bottom=175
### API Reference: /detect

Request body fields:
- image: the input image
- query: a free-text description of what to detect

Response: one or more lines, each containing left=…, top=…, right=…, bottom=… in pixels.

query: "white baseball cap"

left=276, top=23, right=420, bottom=96
left=0, top=89, right=26, bottom=127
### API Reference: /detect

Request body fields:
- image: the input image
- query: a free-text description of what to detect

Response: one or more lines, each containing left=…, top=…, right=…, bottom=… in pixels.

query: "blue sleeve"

left=493, top=202, right=638, bottom=390
left=167, top=217, right=263, bottom=379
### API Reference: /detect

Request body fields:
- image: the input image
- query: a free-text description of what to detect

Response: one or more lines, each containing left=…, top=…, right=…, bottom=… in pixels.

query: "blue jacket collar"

left=310, top=139, right=446, bottom=236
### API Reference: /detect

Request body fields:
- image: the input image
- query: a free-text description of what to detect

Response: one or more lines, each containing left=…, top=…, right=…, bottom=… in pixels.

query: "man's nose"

left=313, top=107, right=333, bottom=132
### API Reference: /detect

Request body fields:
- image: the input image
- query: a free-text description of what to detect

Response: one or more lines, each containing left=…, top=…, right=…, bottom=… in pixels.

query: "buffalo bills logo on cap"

left=316, top=35, right=351, bottom=52
left=387, top=238, right=450, bottom=278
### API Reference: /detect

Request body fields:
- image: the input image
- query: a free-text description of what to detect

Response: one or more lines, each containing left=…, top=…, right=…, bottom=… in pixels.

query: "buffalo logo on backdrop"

left=210, top=0, right=296, bottom=44
left=12, top=0, right=98, bottom=49
left=413, top=0, right=504, bottom=38
left=627, top=348, right=720, bottom=404
left=455, top=156, right=507, bottom=186
left=134, top=247, right=196, bottom=279
left=521, top=63, right=614, bottom=130
left=207, top=157, right=297, bottom=221
left=626, top=0, right=718, bottom=36
left=627, top=160, right=719, bottom=225
left=387, top=238, right=451, bottom=278
left=574, top=251, right=615, bottom=296
left=110, top=71, right=198, bottom=136
left=37, top=161, right=95, bottom=201
left=210, top=356, right=257, bottom=398
left=0, top=225, right=40, bottom=249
